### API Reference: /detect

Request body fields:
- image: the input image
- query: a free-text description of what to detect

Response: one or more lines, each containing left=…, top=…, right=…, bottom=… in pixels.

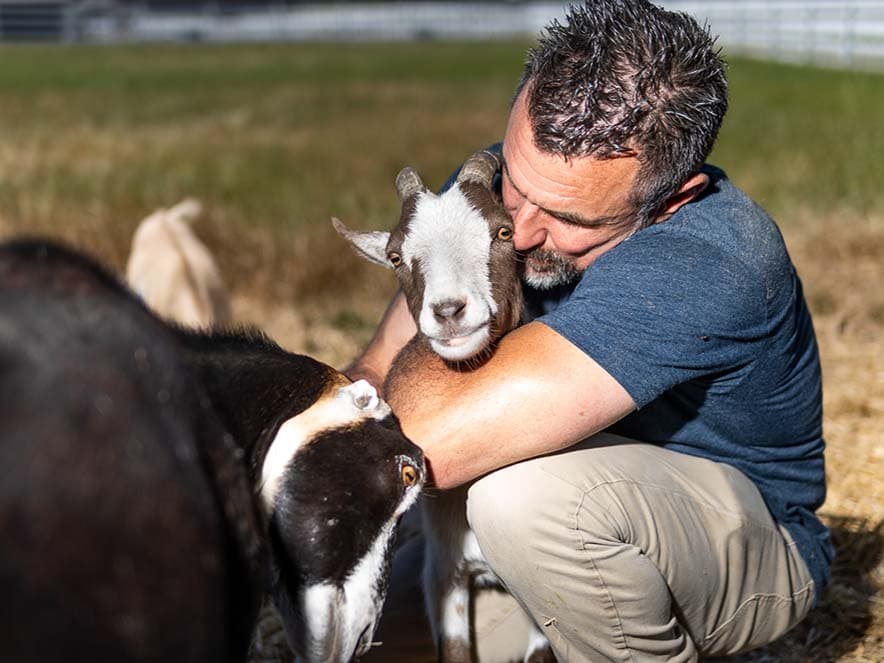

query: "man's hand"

left=384, top=320, right=636, bottom=489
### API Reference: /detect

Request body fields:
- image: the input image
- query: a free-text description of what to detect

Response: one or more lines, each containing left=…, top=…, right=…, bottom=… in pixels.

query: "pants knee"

left=466, top=440, right=659, bottom=562
left=467, top=464, right=529, bottom=542
left=466, top=459, right=582, bottom=569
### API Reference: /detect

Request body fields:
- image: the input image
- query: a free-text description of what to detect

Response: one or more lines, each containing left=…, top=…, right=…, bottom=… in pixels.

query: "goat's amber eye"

left=401, top=465, right=418, bottom=487
left=389, top=252, right=402, bottom=267
left=497, top=227, right=513, bottom=241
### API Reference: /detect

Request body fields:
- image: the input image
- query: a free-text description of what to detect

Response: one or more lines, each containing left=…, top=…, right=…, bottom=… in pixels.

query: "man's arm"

left=345, top=291, right=417, bottom=393
left=385, top=320, right=636, bottom=489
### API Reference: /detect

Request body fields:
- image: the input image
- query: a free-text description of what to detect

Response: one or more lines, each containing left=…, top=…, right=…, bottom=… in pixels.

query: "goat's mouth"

left=352, top=622, right=374, bottom=660
left=429, top=324, right=492, bottom=362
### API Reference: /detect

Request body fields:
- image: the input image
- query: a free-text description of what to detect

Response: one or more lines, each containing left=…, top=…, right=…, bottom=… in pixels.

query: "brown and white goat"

left=335, top=150, right=555, bottom=663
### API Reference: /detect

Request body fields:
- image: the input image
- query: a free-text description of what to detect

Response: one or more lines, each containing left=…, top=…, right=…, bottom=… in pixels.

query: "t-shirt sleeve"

left=537, top=232, right=768, bottom=408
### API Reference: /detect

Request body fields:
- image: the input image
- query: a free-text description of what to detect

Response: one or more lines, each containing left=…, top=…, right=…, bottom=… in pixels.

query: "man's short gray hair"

left=517, top=0, right=728, bottom=228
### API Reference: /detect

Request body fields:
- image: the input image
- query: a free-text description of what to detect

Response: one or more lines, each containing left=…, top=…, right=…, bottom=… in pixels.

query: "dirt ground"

left=244, top=218, right=884, bottom=663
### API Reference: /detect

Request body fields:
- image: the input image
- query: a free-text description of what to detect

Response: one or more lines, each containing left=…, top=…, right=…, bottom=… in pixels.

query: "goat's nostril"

left=431, top=299, right=467, bottom=322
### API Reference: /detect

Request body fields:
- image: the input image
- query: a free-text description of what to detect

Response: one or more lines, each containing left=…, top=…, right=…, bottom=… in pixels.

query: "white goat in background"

left=126, top=198, right=231, bottom=328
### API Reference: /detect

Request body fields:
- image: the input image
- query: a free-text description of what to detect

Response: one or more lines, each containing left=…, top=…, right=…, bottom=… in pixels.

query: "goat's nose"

left=432, top=299, right=467, bottom=322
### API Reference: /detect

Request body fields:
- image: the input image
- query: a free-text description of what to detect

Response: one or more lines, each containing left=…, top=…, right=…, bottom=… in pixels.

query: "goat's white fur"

left=259, top=380, right=391, bottom=510
left=299, top=492, right=420, bottom=663
left=126, top=198, right=231, bottom=328
left=334, top=186, right=498, bottom=363
left=405, top=189, right=497, bottom=361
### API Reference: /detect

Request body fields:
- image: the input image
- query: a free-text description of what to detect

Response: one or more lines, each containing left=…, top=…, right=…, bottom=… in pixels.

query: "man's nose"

left=512, top=202, right=547, bottom=251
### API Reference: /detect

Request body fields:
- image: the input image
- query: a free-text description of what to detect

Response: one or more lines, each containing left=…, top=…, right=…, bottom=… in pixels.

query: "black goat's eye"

left=389, top=252, right=402, bottom=267
left=401, top=465, right=418, bottom=487
left=497, top=227, right=513, bottom=241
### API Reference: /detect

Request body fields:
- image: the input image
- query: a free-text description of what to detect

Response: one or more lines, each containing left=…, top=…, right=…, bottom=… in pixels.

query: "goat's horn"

left=456, top=150, right=501, bottom=188
left=395, top=167, right=426, bottom=201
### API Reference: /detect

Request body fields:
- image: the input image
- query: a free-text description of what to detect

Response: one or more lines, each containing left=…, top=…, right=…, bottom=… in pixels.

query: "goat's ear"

left=331, top=217, right=391, bottom=268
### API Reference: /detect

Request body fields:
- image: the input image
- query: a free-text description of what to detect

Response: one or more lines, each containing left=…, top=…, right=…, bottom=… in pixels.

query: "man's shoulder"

left=667, top=164, right=785, bottom=254
left=613, top=165, right=793, bottom=287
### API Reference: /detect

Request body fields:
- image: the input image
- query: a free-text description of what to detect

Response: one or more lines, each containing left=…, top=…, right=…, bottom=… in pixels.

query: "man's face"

left=501, top=91, right=642, bottom=289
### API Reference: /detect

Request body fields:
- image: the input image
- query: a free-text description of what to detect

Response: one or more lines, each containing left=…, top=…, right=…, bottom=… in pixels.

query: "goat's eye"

left=496, top=227, right=513, bottom=241
left=388, top=252, right=402, bottom=267
left=401, top=464, right=418, bottom=487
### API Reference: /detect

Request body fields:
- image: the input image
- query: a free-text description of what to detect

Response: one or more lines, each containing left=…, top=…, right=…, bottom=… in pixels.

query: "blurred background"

left=0, top=2, right=882, bottom=662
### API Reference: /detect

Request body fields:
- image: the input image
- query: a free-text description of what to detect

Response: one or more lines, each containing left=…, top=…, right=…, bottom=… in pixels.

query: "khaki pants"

left=363, top=434, right=815, bottom=662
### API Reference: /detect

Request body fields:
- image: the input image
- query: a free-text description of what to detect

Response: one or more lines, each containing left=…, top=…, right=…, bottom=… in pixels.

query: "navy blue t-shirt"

left=525, top=165, right=833, bottom=599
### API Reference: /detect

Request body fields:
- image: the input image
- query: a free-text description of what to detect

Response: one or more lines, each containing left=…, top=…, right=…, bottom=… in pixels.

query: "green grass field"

left=2, top=41, right=883, bottom=311
left=0, top=42, right=882, bottom=663
left=1, top=42, right=883, bottom=236
left=0, top=42, right=522, bottom=234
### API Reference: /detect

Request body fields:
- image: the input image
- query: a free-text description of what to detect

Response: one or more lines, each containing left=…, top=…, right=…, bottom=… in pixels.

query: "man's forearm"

left=381, top=322, right=637, bottom=490
left=383, top=337, right=473, bottom=487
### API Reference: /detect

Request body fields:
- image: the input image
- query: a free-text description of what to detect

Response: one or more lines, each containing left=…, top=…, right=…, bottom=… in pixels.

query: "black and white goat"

left=335, top=151, right=555, bottom=663
left=0, top=240, right=425, bottom=663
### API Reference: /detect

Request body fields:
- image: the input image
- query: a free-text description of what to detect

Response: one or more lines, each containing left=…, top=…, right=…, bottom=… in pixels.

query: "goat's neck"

left=384, top=333, right=498, bottom=404
left=175, top=329, right=332, bottom=481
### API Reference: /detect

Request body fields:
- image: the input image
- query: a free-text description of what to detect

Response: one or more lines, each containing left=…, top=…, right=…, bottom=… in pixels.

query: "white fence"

left=665, top=1, right=884, bottom=67
left=0, top=1, right=76, bottom=41
left=79, top=2, right=570, bottom=43
left=3, top=1, right=884, bottom=70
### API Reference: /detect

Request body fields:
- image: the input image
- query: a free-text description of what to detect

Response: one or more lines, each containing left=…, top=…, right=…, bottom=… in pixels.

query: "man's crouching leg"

left=466, top=434, right=816, bottom=663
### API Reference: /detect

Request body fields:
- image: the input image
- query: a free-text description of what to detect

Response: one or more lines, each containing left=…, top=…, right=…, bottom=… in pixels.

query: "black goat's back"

left=0, top=239, right=256, bottom=663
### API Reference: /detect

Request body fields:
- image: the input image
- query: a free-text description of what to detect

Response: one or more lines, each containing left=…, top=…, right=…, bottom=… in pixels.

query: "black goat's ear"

left=331, top=218, right=391, bottom=268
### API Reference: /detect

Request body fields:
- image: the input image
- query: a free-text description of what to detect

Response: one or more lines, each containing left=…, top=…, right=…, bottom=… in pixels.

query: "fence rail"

left=0, top=1, right=75, bottom=41
left=2, top=1, right=884, bottom=70
left=666, top=1, right=884, bottom=66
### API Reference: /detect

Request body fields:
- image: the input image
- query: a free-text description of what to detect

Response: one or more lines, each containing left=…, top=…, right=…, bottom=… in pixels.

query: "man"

left=350, top=1, right=833, bottom=660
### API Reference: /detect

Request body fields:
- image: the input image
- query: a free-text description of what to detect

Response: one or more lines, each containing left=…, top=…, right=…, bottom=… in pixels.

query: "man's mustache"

left=523, top=248, right=577, bottom=272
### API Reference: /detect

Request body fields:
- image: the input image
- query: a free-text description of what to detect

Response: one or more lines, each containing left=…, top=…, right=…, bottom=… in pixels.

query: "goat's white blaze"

left=298, top=476, right=423, bottom=663
left=402, top=186, right=496, bottom=361
left=259, top=379, right=391, bottom=511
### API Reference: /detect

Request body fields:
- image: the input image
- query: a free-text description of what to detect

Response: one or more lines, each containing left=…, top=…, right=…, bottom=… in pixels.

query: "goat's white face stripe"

left=300, top=583, right=340, bottom=661
left=297, top=479, right=422, bottom=662
left=259, top=380, right=391, bottom=511
left=401, top=186, right=495, bottom=336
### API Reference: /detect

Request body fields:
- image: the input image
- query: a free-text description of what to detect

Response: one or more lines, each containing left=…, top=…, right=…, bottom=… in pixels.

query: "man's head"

left=503, top=0, right=728, bottom=288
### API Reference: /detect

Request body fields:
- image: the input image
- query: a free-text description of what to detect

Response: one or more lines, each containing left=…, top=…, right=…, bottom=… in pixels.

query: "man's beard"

left=522, top=248, right=582, bottom=290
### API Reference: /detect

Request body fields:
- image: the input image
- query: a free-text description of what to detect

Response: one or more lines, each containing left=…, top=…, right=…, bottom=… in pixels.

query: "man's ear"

left=655, top=172, right=710, bottom=222
left=331, top=217, right=391, bottom=268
